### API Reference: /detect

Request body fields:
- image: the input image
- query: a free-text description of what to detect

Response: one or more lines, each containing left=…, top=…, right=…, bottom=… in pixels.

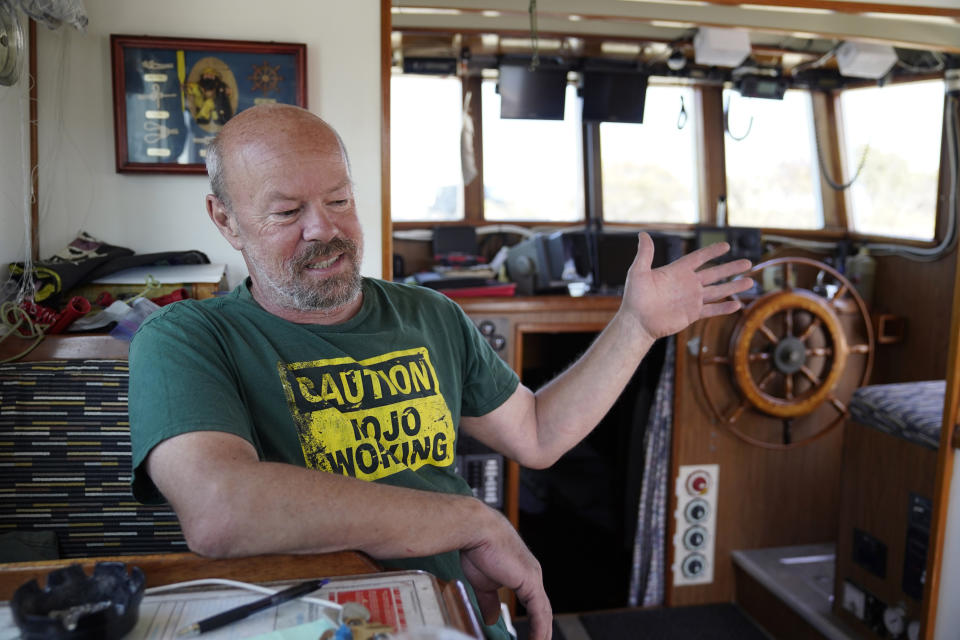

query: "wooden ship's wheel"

left=697, top=257, right=874, bottom=449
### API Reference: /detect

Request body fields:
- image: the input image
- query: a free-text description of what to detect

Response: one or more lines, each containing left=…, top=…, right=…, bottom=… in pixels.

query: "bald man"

left=128, top=104, right=753, bottom=640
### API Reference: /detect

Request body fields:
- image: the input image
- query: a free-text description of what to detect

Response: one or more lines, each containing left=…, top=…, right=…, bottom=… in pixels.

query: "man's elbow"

left=513, top=449, right=561, bottom=471
left=174, top=498, right=252, bottom=558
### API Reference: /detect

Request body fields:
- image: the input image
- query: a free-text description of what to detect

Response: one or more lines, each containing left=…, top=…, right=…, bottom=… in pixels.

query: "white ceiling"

left=392, top=0, right=960, bottom=53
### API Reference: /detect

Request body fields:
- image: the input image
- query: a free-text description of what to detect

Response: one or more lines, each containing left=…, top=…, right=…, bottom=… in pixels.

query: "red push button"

left=686, top=470, right=712, bottom=496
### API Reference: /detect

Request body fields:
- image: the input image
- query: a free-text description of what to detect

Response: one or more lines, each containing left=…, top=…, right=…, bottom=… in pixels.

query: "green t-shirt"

left=128, top=277, right=519, bottom=638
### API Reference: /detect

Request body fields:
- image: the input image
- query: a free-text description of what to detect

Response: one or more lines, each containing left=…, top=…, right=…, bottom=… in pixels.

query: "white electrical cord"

left=763, top=90, right=958, bottom=262
left=143, top=578, right=343, bottom=613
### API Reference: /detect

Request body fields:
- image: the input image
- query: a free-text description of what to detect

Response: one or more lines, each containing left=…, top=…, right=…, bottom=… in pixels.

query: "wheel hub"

left=773, top=336, right=807, bottom=374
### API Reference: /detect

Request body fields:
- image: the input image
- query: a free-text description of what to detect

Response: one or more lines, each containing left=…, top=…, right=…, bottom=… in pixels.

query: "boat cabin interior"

left=2, top=1, right=960, bottom=639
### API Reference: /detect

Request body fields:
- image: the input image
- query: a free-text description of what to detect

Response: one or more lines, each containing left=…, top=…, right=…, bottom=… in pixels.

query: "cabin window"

left=390, top=74, right=465, bottom=222
left=723, top=88, right=823, bottom=230
left=600, top=84, right=700, bottom=224
left=840, top=80, right=944, bottom=241
left=480, top=78, right=584, bottom=222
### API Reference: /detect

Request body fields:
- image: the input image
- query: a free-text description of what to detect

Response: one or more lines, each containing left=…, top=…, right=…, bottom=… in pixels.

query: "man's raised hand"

left=620, top=232, right=755, bottom=343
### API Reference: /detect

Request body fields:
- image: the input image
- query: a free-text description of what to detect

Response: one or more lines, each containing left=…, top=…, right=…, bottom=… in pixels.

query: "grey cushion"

left=849, top=380, right=944, bottom=450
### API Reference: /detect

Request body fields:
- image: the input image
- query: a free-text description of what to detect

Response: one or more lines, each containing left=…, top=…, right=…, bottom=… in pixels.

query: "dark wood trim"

left=0, top=551, right=382, bottom=601
left=0, top=334, right=129, bottom=362
left=696, top=85, right=726, bottom=226
left=29, top=19, right=38, bottom=262
left=920, top=244, right=960, bottom=637
left=395, top=1, right=960, bottom=20
left=382, top=0, right=393, bottom=280
left=449, top=294, right=620, bottom=316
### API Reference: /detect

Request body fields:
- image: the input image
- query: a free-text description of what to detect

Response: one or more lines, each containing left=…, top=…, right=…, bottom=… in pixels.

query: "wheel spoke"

left=785, top=308, right=794, bottom=337
left=807, top=346, right=833, bottom=357
left=757, top=368, right=778, bottom=391
left=726, top=398, right=752, bottom=424
left=704, top=355, right=731, bottom=365
left=748, top=351, right=771, bottom=362
left=784, top=263, right=795, bottom=290
left=785, top=373, right=794, bottom=400
left=830, top=283, right=850, bottom=304
left=798, top=317, right=821, bottom=342
left=759, top=323, right=780, bottom=345
left=828, top=394, right=848, bottom=414
left=800, top=365, right=822, bottom=386
left=850, top=343, right=870, bottom=354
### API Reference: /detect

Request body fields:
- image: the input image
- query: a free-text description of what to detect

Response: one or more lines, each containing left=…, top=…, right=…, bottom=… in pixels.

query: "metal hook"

left=677, top=96, right=688, bottom=130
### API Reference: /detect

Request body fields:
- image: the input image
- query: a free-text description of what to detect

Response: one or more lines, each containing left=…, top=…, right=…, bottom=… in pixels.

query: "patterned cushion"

left=849, top=380, right=945, bottom=451
left=0, top=360, right=187, bottom=558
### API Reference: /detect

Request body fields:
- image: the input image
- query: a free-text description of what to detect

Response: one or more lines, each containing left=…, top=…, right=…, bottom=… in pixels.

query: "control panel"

left=841, top=579, right=921, bottom=639
left=673, top=464, right=719, bottom=586
left=456, top=434, right=504, bottom=511
left=474, top=317, right=510, bottom=362
left=454, top=453, right=503, bottom=509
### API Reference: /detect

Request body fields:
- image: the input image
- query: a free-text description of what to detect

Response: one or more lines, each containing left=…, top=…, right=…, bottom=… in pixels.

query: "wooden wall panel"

left=871, top=252, right=957, bottom=385
left=834, top=421, right=937, bottom=636
left=669, top=322, right=847, bottom=606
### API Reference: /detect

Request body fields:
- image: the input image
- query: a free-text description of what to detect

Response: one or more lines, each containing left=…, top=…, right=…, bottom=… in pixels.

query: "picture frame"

left=110, top=35, right=307, bottom=174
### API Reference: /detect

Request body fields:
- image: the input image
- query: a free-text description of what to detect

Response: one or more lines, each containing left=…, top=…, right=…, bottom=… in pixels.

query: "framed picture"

left=110, top=35, right=307, bottom=174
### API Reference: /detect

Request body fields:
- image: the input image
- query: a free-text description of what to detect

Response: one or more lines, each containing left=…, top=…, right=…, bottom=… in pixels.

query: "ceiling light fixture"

left=835, top=41, right=898, bottom=79
left=693, top=27, right=752, bottom=68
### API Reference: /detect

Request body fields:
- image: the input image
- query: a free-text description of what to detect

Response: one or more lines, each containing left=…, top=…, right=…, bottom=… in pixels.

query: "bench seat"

left=848, top=380, right=944, bottom=450
left=0, top=359, right=187, bottom=560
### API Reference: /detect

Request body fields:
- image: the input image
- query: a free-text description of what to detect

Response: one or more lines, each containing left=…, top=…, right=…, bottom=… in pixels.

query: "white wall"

left=0, top=24, right=30, bottom=293
left=3, top=0, right=382, bottom=289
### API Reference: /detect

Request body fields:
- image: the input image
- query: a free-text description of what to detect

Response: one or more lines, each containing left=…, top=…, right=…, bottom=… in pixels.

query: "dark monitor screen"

left=559, top=230, right=684, bottom=291
left=582, top=70, right=648, bottom=124
left=498, top=64, right=568, bottom=120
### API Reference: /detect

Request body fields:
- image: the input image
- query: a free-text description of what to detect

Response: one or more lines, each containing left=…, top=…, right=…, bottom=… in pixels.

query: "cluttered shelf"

left=2, top=234, right=227, bottom=358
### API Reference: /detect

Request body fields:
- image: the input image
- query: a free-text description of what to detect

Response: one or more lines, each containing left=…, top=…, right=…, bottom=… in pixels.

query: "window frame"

left=833, top=75, right=950, bottom=247
left=390, top=60, right=950, bottom=252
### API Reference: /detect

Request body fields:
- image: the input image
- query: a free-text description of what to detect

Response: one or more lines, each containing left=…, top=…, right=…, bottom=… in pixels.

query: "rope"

left=0, top=301, right=46, bottom=363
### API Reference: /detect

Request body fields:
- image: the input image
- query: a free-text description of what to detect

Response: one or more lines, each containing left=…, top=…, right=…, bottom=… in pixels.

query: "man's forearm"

left=529, top=310, right=655, bottom=466
left=148, top=435, right=493, bottom=560
left=146, top=431, right=552, bottom=636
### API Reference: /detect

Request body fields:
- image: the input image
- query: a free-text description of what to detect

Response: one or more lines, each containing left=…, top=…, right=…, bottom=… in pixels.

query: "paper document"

left=0, top=571, right=450, bottom=640
left=93, top=263, right=227, bottom=285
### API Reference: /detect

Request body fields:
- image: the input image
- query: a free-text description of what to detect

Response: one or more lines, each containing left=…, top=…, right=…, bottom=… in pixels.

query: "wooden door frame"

left=379, top=5, right=958, bottom=636
left=921, top=249, right=960, bottom=639
left=380, top=0, right=393, bottom=281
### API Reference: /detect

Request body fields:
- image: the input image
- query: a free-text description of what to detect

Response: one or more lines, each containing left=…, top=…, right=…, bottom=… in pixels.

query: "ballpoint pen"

left=175, top=578, right=329, bottom=637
